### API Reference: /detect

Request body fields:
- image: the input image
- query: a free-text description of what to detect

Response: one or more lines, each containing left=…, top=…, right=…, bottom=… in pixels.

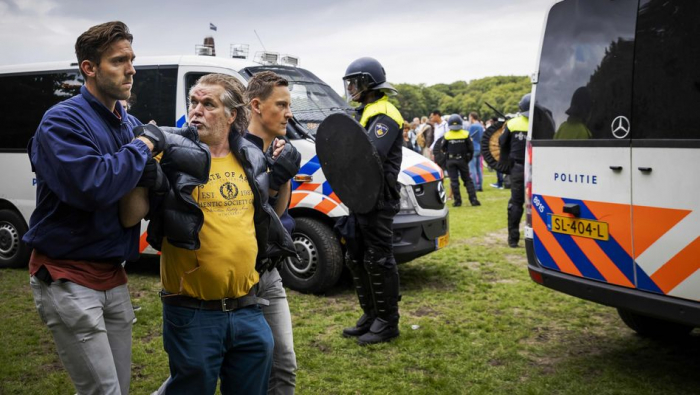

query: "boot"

left=453, top=200, right=462, bottom=207
left=342, top=254, right=376, bottom=338
left=470, top=199, right=481, bottom=206
left=358, top=254, right=401, bottom=345
left=357, top=317, right=400, bottom=345
left=342, top=313, right=374, bottom=338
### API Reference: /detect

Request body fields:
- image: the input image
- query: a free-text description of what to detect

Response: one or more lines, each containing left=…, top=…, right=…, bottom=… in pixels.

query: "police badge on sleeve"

left=374, top=123, right=389, bottom=138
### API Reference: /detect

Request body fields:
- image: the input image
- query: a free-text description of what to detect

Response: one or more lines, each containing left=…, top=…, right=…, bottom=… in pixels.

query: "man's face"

left=92, top=39, right=135, bottom=103
left=255, top=86, right=292, bottom=137
left=188, top=83, right=235, bottom=145
left=430, top=113, right=440, bottom=123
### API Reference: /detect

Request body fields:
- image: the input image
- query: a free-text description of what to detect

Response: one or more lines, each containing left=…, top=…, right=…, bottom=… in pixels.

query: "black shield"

left=316, top=113, right=383, bottom=214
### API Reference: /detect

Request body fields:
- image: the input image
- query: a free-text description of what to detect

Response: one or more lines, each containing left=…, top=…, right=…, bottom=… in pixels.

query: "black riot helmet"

left=448, top=114, right=463, bottom=130
left=519, top=93, right=532, bottom=117
left=343, top=57, right=398, bottom=103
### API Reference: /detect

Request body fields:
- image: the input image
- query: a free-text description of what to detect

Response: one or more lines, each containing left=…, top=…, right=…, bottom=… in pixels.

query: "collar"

left=80, top=85, right=125, bottom=126
left=243, top=131, right=265, bottom=150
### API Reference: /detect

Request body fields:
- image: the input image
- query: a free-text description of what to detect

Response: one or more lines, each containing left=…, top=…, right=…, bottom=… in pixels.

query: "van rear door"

left=530, top=0, right=638, bottom=288
left=629, top=2, right=700, bottom=301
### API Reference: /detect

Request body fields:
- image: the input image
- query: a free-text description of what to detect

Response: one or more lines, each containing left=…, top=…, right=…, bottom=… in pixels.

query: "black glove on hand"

left=137, top=157, right=169, bottom=195
left=267, top=143, right=301, bottom=191
left=133, top=124, right=168, bottom=155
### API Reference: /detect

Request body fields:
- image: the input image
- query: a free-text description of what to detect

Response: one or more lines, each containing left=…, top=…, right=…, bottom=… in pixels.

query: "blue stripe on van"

left=176, top=115, right=186, bottom=128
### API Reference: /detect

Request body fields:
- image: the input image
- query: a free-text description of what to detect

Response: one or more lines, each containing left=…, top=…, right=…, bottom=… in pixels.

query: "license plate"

left=548, top=214, right=609, bottom=241
left=436, top=233, right=449, bottom=249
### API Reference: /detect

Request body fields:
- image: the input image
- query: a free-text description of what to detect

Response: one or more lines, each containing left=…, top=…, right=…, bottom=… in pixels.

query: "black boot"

left=470, top=199, right=481, bottom=206
left=342, top=313, right=374, bottom=337
left=453, top=200, right=462, bottom=207
left=357, top=254, right=401, bottom=345
left=342, top=254, right=376, bottom=338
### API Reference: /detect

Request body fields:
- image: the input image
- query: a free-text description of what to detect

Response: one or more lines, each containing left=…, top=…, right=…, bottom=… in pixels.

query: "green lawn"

left=2, top=172, right=700, bottom=394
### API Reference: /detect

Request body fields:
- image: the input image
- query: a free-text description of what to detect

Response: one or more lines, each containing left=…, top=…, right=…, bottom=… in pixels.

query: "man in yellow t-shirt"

left=158, top=73, right=280, bottom=395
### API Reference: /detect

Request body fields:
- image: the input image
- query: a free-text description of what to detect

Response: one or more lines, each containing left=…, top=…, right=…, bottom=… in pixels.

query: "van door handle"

left=609, top=166, right=622, bottom=171
left=638, top=167, right=652, bottom=173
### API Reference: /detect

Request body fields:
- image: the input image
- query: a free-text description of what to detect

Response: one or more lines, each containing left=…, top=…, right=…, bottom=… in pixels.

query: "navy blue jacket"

left=23, top=85, right=150, bottom=262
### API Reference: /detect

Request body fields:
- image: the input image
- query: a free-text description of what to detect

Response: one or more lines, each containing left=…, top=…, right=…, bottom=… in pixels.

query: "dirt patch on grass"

left=412, top=306, right=441, bottom=318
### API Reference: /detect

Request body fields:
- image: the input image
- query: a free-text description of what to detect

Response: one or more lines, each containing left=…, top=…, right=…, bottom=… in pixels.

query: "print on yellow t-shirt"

left=161, top=153, right=258, bottom=300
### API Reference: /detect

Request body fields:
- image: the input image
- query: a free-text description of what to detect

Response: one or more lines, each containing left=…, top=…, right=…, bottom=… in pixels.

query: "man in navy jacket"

left=25, top=21, right=162, bottom=395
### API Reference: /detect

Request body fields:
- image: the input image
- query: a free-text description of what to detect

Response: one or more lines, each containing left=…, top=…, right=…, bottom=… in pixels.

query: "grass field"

left=2, top=172, right=700, bottom=394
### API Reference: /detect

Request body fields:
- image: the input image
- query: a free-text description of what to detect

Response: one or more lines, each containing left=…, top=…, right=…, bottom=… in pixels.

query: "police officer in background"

left=441, top=114, right=481, bottom=207
left=340, top=57, right=403, bottom=345
left=499, top=93, right=530, bottom=248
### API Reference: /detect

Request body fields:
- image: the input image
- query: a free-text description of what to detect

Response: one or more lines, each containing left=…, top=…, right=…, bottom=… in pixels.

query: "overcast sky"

left=0, top=0, right=556, bottom=94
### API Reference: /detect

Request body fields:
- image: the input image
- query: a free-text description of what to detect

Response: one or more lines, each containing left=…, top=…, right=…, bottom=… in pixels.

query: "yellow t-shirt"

left=160, top=153, right=258, bottom=300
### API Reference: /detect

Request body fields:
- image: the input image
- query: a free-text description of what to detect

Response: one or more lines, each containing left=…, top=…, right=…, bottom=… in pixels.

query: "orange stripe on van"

left=295, top=182, right=321, bottom=192
left=585, top=201, right=634, bottom=258
left=632, top=205, right=690, bottom=258
left=650, top=236, right=700, bottom=294
left=571, top=236, right=634, bottom=288
left=328, top=192, right=341, bottom=204
left=290, top=191, right=309, bottom=209
left=139, top=232, right=149, bottom=253
left=314, top=197, right=337, bottom=215
left=532, top=206, right=582, bottom=277
left=406, top=165, right=437, bottom=182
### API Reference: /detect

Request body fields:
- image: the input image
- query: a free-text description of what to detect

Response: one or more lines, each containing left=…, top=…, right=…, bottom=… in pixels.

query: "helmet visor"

left=343, top=74, right=370, bottom=103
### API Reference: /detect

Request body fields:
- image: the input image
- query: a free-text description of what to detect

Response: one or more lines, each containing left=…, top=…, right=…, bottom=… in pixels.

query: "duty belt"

left=160, top=289, right=269, bottom=312
left=448, top=154, right=464, bottom=160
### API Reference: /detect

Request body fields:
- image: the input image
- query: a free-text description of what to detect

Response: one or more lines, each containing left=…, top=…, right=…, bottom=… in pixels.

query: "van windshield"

left=240, top=66, right=352, bottom=135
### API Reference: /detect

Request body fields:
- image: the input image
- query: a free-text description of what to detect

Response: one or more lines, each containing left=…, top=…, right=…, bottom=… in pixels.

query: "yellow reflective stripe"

left=506, top=115, right=529, bottom=132
left=359, top=96, right=404, bottom=128
left=444, top=129, right=470, bottom=140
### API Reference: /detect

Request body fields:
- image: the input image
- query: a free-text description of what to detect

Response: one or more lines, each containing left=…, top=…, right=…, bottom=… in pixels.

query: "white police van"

left=525, top=0, right=700, bottom=336
left=0, top=55, right=449, bottom=293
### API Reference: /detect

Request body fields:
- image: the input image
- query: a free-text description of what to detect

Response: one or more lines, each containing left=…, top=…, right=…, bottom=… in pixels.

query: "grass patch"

left=3, top=172, right=700, bottom=394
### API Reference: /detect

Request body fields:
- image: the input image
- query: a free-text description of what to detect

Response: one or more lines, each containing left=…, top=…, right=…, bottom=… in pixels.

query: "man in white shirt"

left=429, top=110, right=448, bottom=159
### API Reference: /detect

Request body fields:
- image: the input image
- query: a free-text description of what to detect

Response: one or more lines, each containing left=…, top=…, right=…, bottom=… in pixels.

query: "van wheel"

left=0, top=209, right=31, bottom=268
left=617, top=308, right=693, bottom=338
left=280, top=217, right=343, bottom=294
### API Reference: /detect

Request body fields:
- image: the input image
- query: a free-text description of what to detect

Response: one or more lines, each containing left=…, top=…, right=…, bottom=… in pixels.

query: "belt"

left=160, top=289, right=269, bottom=312
left=448, top=154, right=464, bottom=160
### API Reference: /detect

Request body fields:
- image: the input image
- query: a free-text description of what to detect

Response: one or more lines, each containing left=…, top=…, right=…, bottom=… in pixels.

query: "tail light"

left=525, top=140, right=533, bottom=227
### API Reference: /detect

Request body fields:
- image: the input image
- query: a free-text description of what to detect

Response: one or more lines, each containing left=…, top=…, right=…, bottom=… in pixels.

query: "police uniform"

left=340, top=57, right=403, bottom=345
left=441, top=115, right=480, bottom=207
left=499, top=111, right=529, bottom=247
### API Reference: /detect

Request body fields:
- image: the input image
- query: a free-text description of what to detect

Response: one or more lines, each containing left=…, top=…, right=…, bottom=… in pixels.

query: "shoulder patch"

left=374, top=123, right=389, bottom=138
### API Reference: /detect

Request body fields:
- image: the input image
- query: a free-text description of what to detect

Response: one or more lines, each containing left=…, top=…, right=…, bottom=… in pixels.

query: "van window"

left=632, top=1, right=700, bottom=140
left=532, top=0, right=638, bottom=140
left=0, top=71, right=83, bottom=151
left=129, top=67, right=177, bottom=126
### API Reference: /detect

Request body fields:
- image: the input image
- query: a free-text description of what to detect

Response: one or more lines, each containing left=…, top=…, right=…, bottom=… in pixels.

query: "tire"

left=481, top=121, right=512, bottom=174
left=279, top=217, right=343, bottom=294
left=617, top=308, right=693, bottom=338
left=0, top=209, right=31, bottom=268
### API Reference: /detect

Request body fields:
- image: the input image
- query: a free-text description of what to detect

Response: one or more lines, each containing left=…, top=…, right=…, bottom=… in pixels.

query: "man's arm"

left=274, top=180, right=292, bottom=217
left=33, top=110, right=152, bottom=211
left=366, top=114, right=401, bottom=158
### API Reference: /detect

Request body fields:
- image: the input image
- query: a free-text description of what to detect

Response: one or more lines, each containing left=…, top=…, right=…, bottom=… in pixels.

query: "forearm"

left=274, top=181, right=291, bottom=217
left=119, top=187, right=149, bottom=228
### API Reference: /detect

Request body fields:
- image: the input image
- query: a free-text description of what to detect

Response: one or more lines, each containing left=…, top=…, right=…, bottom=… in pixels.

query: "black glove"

left=133, top=124, right=168, bottom=155
left=137, top=157, right=169, bottom=195
left=267, top=143, right=301, bottom=191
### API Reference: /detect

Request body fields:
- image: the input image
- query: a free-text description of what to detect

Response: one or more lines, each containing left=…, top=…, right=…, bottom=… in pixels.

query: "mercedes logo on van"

left=611, top=116, right=630, bottom=139
left=437, top=181, right=447, bottom=204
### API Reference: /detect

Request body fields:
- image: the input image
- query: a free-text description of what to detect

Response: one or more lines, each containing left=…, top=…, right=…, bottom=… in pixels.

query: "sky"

left=0, top=0, right=557, bottom=94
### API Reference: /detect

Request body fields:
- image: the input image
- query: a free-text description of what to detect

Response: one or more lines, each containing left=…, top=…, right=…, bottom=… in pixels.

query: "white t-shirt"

left=431, top=121, right=448, bottom=150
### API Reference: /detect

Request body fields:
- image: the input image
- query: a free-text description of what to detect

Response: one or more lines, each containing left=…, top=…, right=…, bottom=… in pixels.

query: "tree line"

left=387, top=75, right=531, bottom=121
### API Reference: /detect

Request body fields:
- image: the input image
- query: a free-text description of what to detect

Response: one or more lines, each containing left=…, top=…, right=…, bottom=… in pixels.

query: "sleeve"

left=366, top=114, right=401, bottom=159
left=441, top=136, right=448, bottom=153
left=467, top=137, right=474, bottom=160
left=499, top=124, right=511, bottom=148
left=32, top=107, right=151, bottom=211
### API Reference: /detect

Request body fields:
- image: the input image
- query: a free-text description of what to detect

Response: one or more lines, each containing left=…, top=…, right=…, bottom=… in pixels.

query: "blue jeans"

left=469, top=153, right=483, bottom=190
left=162, top=303, right=274, bottom=395
left=258, top=268, right=297, bottom=395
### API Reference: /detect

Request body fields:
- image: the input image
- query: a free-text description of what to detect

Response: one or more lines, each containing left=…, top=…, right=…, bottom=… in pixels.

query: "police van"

left=525, top=0, right=700, bottom=336
left=0, top=55, right=449, bottom=293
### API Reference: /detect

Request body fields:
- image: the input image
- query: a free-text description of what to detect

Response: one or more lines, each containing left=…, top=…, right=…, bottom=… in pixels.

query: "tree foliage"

left=388, top=76, right=531, bottom=121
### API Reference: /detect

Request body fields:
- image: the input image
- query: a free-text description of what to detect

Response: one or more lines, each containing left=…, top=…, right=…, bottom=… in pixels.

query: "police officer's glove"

left=134, top=124, right=168, bottom=155
left=266, top=143, right=301, bottom=191
left=137, top=157, right=170, bottom=195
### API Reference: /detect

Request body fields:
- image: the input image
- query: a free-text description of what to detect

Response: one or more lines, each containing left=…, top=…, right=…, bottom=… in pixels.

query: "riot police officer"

left=441, top=114, right=481, bottom=207
left=340, top=57, right=403, bottom=345
left=499, top=93, right=530, bottom=248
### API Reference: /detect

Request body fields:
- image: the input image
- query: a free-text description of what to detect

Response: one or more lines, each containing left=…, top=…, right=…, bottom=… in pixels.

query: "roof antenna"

left=254, top=30, right=267, bottom=52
